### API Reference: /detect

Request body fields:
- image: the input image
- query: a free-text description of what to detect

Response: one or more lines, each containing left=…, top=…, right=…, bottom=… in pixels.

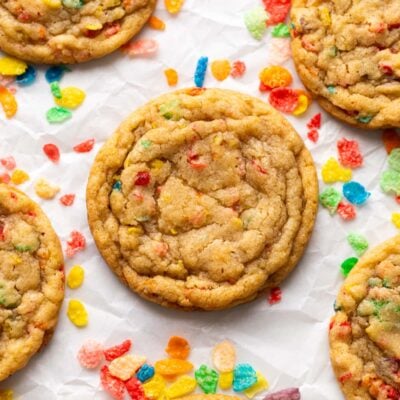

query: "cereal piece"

left=137, top=364, right=155, bottom=383
left=268, top=287, right=282, bottom=304
left=67, top=265, right=85, bottom=289
left=16, top=65, right=36, bottom=86
left=230, top=61, right=246, bottom=78
left=195, top=365, right=218, bottom=394
left=10, top=169, right=29, bottom=185
left=244, top=371, right=269, bottom=398
left=382, top=129, right=400, bottom=154
left=50, top=82, right=62, bottom=99
left=165, top=336, right=190, bottom=360
left=259, top=66, right=292, bottom=90
left=337, top=138, right=363, bottom=168
left=77, top=339, right=103, bottom=369
left=263, top=0, right=291, bottom=25
left=392, top=212, right=400, bottom=228
left=104, top=339, right=132, bottom=362
left=121, top=39, right=159, bottom=56
left=0, top=173, right=10, bottom=184
left=100, top=365, right=126, bottom=400
left=194, top=57, right=208, bottom=88
left=307, top=129, right=319, bottom=143
left=47, top=106, right=72, bottom=123
left=55, top=87, right=86, bottom=109
left=126, top=377, right=146, bottom=400
left=65, top=230, right=86, bottom=258
left=0, top=389, right=13, bottom=400
left=60, top=194, right=75, bottom=206
left=269, top=87, right=299, bottom=113
left=42, top=0, right=62, bottom=9
left=264, top=387, right=300, bottom=400
left=389, top=148, right=400, bottom=172
left=292, top=94, right=309, bottom=116
left=347, top=233, right=368, bottom=256
left=109, top=355, right=146, bottom=381
left=149, top=15, right=166, bottom=30
left=0, top=86, right=17, bottom=118
left=337, top=202, right=356, bottom=221
left=0, top=156, right=16, bottom=171
left=343, top=181, right=370, bottom=205
left=67, top=299, right=88, bottom=327
left=340, top=257, right=358, bottom=277
left=165, top=0, right=184, bottom=14
left=269, top=38, right=291, bottom=64
left=381, top=169, right=400, bottom=195
left=233, top=364, right=257, bottom=392
left=219, top=371, right=233, bottom=390
left=165, top=375, right=197, bottom=398
left=211, top=60, right=231, bottom=81
left=319, top=187, right=341, bottom=214
left=73, top=138, right=95, bottom=153
left=43, top=143, right=60, bottom=163
left=244, top=7, right=269, bottom=40
left=155, top=359, right=193, bottom=376
left=0, top=57, right=27, bottom=76
left=164, top=68, right=178, bottom=86
left=34, top=178, right=60, bottom=199
left=307, top=113, right=321, bottom=129
left=45, top=66, right=66, bottom=83
left=321, top=158, right=352, bottom=184
left=143, top=374, right=166, bottom=399
left=271, top=23, right=290, bottom=38
left=212, top=340, right=236, bottom=372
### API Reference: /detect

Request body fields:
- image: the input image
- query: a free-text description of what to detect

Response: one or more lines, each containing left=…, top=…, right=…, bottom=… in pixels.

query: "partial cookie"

left=0, top=0, right=156, bottom=64
left=291, top=0, right=400, bottom=129
left=86, top=88, right=318, bottom=311
left=0, top=184, right=64, bottom=381
left=181, top=396, right=240, bottom=400
left=329, top=235, right=400, bottom=400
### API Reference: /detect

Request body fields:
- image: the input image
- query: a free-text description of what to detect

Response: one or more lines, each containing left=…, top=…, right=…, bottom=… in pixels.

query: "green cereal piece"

left=357, top=115, right=373, bottom=124
left=0, top=281, right=21, bottom=309
left=244, top=7, right=269, bottom=40
left=141, top=139, right=152, bottom=149
left=46, top=106, right=72, bottom=123
left=319, top=187, right=342, bottom=214
left=112, top=180, right=122, bottom=191
left=347, top=233, right=368, bottom=256
left=271, top=23, right=290, bottom=38
left=62, top=0, right=83, bottom=8
left=388, top=148, right=400, bottom=172
left=380, top=169, right=400, bottom=195
left=195, top=365, right=218, bottom=394
left=340, top=257, right=358, bottom=277
left=329, top=46, right=338, bottom=57
left=50, top=81, right=62, bottom=99
left=14, top=244, right=33, bottom=252
left=327, top=85, right=336, bottom=94
left=159, top=100, right=181, bottom=121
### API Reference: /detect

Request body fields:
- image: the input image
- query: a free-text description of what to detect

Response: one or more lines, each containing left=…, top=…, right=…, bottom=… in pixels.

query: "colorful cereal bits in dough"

left=67, top=299, right=88, bottom=327
left=321, top=157, right=352, bottom=184
left=67, top=265, right=85, bottom=289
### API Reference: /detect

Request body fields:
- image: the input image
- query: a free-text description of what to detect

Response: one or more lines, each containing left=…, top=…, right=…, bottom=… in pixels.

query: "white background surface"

left=0, top=0, right=397, bottom=399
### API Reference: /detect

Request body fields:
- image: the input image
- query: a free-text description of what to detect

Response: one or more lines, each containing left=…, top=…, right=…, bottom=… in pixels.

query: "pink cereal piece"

left=230, top=61, right=246, bottom=78
left=268, top=38, right=292, bottom=65
left=100, top=365, right=126, bottom=400
left=77, top=339, right=104, bottom=369
left=0, top=172, right=10, bottom=183
left=121, top=39, right=159, bottom=56
left=0, top=156, right=16, bottom=170
left=337, top=202, right=356, bottom=221
left=66, top=230, right=86, bottom=258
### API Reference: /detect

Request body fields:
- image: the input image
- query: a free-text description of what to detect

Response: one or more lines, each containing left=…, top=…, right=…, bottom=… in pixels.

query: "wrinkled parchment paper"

left=0, top=1, right=396, bottom=398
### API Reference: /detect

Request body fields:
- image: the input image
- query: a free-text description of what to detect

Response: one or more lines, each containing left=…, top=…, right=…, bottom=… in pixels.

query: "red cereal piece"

left=396, top=195, right=400, bottom=204
left=104, top=339, right=132, bottom=362
left=263, top=0, right=291, bottom=25
left=66, top=230, right=86, bottom=258
left=382, top=129, right=400, bottom=154
left=125, top=377, right=146, bottom=400
left=269, top=87, right=299, bottom=113
left=100, top=365, right=126, bottom=400
left=0, top=156, right=16, bottom=170
left=259, top=81, right=269, bottom=93
left=187, top=150, right=207, bottom=170
left=268, top=287, right=282, bottom=305
left=307, top=113, right=321, bottom=129
left=104, top=22, right=121, bottom=38
left=339, top=372, right=352, bottom=384
left=0, top=173, right=10, bottom=183
left=73, top=138, right=95, bottom=153
left=337, top=138, right=363, bottom=168
left=77, top=339, right=104, bottom=369
left=307, top=129, right=319, bottom=143
left=43, top=143, right=60, bottom=163
left=134, top=171, right=151, bottom=186
left=337, top=202, right=356, bottom=221
left=60, top=194, right=75, bottom=206
left=230, top=61, right=246, bottom=78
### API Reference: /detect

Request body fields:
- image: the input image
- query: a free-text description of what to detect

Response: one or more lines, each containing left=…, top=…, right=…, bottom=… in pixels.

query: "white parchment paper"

left=0, top=1, right=396, bottom=399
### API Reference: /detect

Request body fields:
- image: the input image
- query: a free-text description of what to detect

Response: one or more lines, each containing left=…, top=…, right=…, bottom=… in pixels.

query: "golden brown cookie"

left=0, top=184, right=64, bottom=381
left=329, top=235, right=400, bottom=400
left=291, top=0, right=400, bottom=129
left=0, top=0, right=156, bottom=64
left=86, top=88, right=318, bottom=311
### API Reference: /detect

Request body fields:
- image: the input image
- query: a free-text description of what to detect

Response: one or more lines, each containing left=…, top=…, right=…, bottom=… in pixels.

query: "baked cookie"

left=181, top=396, right=240, bottom=400
left=329, top=235, right=400, bottom=400
left=86, top=88, right=318, bottom=311
left=0, top=184, right=64, bottom=381
left=291, top=0, right=400, bottom=129
left=0, top=0, right=156, bottom=64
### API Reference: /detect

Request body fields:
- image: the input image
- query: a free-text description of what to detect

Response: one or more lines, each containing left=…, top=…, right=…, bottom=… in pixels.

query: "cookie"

left=329, top=235, right=400, bottom=400
left=86, top=88, right=318, bottom=311
left=0, top=184, right=64, bottom=381
left=181, top=396, right=240, bottom=400
left=0, top=0, right=156, bottom=64
left=291, top=0, right=400, bottom=129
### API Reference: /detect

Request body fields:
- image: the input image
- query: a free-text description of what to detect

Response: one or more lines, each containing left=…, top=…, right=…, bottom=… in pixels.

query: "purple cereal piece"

left=263, top=387, right=301, bottom=400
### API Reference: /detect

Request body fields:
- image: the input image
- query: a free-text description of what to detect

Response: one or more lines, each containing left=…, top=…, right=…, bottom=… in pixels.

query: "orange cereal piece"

left=211, top=60, right=231, bottom=81
left=165, top=336, right=190, bottom=359
left=259, top=66, right=292, bottom=90
left=165, top=0, right=184, bottom=14
left=212, top=340, right=236, bottom=372
left=164, top=68, right=178, bottom=86
left=149, top=15, right=166, bottom=30
left=382, top=129, right=400, bottom=154
left=0, top=86, right=17, bottom=118
left=155, top=358, right=193, bottom=376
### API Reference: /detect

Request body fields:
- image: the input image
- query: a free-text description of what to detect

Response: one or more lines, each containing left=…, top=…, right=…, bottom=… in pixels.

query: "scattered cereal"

left=77, top=339, right=103, bottom=369
left=269, top=38, right=291, bottom=65
left=155, top=359, right=193, bottom=376
left=259, top=66, right=292, bottom=89
left=165, top=0, right=184, bottom=14
left=337, top=202, right=356, bottom=221
left=263, top=0, right=291, bottom=25
left=382, top=129, right=400, bottom=154
left=104, top=339, right=132, bottom=362
left=194, top=56, right=208, bottom=88
left=67, top=299, right=88, bottom=327
left=381, top=169, right=400, bottom=195
left=347, top=233, right=368, bottom=256
left=244, top=371, right=269, bottom=398
left=343, top=181, right=370, bottom=205
left=230, top=61, right=246, bottom=78
left=109, top=355, right=146, bottom=381
left=50, top=81, right=62, bottom=99
left=392, top=212, right=400, bottom=228
left=100, top=365, right=125, bottom=400
left=307, top=129, right=319, bottom=143
left=244, top=6, right=269, bottom=40
left=126, top=377, right=146, bottom=400
left=307, top=113, right=321, bottom=129
left=233, top=364, right=257, bottom=392
left=0, top=156, right=16, bottom=170
left=165, top=336, right=190, bottom=360
left=16, top=65, right=36, bottom=86
left=148, top=15, right=166, bottom=30
left=10, top=169, right=29, bottom=185
left=0, top=86, right=17, bottom=118
left=0, top=173, right=10, bottom=183
left=121, top=39, right=159, bottom=56
left=264, top=387, right=301, bottom=400
left=211, top=60, right=231, bottom=81
left=67, top=265, right=85, bottom=289
left=66, top=230, right=86, bottom=257
left=337, top=138, right=363, bottom=168
left=55, top=87, right=86, bottom=109
left=219, top=371, right=234, bottom=390
left=268, top=287, right=282, bottom=304
left=47, top=106, right=72, bottom=123
left=60, top=194, right=76, bottom=206
left=340, top=257, right=358, bottom=277
left=165, top=375, right=197, bottom=398
left=0, top=57, right=27, bottom=76
left=164, top=68, right=178, bottom=87
left=137, top=364, right=155, bottom=383
left=45, top=66, right=67, bottom=83
left=195, top=365, right=218, bottom=394
left=268, top=87, right=299, bottom=113
left=34, top=178, right=60, bottom=199
left=73, top=138, right=95, bottom=153
left=271, top=23, right=290, bottom=38
left=321, top=158, right=352, bottom=183
left=389, top=148, right=400, bottom=172
left=212, top=340, right=236, bottom=372
left=292, top=94, right=309, bottom=116
left=43, top=143, right=60, bottom=163
left=142, top=374, right=166, bottom=399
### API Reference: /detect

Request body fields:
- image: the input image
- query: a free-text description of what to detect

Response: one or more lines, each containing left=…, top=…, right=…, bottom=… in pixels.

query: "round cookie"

left=291, top=0, right=400, bottom=129
left=86, top=88, right=318, bottom=311
left=329, top=235, right=400, bottom=400
left=0, top=184, right=64, bottom=381
left=0, top=0, right=156, bottom=64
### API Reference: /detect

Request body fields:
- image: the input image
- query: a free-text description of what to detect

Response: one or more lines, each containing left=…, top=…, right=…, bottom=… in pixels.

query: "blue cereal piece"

left=233, top=363, right=257, bottom=392
left=137, top=364, right=155, bottom=383
left=343, top=181, right=370, bottom=205
left=16, top=65, right=36, bottom=86
left=194, top=57, right=208, bottom=88
left=45, top=65, right=68, bottom=83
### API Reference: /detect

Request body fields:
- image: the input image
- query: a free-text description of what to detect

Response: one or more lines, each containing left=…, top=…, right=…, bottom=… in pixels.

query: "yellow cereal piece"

left=34, top=178, right=60, bottom=199
left=42, top=0, right=62, bottom=8
left=11, top=255, right=22, bottom=265
left=55, top=87, right=86, bottom=109
left=104, top=0, right=121, bottom=7
left=11, top=169, right=29, bottom=185
left=231, top=217, right=243, bottom=230
left=67, top=265, right=85, bottom=289
left=165, top=375, right=197, bottom=398
left=0, top=57, right=27, bottom=76
left=219, top=371, right=233, bottom=390
left=319, top=7, right=331, bottom=26
left=392, top=212, right=400, bottom=228
left=213, top=135, right=223, bottom=145
left=85, top=22, right=103, bottom=30
left=143, top=374, right=166, bottom=400
left=164, top=68, right=178, bottom=86
left=67, top=299, right=88, bottom=327
left=321, top=157, right=352, bottom=183
left=244, top=372, right=269, bottom=398
left=170, top=228, right=177, bottom=235
left=109, top=355, right=146, bottom=381
left=0, top=389, right=13, bottom=400
left=128, top=227, right=143, bottom=234
left=162, top=195, right=172, bottom=204
left=211, top=59, right=231, bottom=81
left=292, top=94, right=309, bottom=116
left=151, top=159, right=165, bottom=170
